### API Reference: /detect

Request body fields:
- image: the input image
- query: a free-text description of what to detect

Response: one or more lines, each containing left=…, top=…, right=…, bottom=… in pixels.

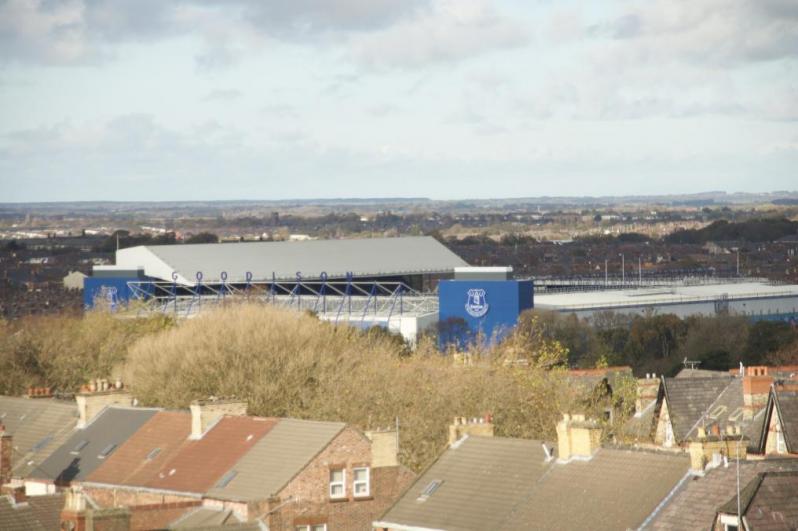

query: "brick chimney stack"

left=366, top=427, right=399, bottom=468
left=635, top=374, right=660, bottom=415
left=76, top=381, right=133, bottom=429
left=447, top=415, right=494, bottom=446
left=556, top=414, right=602, bottom=462
left=190, top=398, right=248, bottom=440
left=743, top=366, right=773, bottom=419
left=688, top=428, right=747, bottom=474
left=60, top=487, right=132, bottom=531
left=0, top=422, right=12, bottom=486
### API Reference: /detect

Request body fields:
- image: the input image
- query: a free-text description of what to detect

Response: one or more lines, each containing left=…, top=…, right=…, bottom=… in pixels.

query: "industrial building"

left=534, top=280, right=798, bottom=321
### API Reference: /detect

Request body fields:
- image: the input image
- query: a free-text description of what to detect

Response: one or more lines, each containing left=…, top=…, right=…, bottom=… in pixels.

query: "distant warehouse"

left=534, top=281, right=798, bottom=322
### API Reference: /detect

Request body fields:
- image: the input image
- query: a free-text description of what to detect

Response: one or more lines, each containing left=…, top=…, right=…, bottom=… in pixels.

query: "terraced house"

left=64, top=392, right=415, bottom=530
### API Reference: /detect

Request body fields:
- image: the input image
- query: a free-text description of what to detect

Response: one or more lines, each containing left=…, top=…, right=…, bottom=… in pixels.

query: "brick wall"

left=129, top=501, right=201, bottom=530
left=264, top=426, right=415, bottom=531
left=0, top=430, right=12, bottom=485
left=83, top=486, right=198, bottom=509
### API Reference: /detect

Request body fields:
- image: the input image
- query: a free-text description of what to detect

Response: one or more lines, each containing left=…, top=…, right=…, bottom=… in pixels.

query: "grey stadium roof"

left=115, top=236, right=468, bottom=284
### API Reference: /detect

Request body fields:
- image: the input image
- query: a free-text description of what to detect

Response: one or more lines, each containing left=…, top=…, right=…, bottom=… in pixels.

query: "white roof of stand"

left=114, top=236, right=468, bottom=285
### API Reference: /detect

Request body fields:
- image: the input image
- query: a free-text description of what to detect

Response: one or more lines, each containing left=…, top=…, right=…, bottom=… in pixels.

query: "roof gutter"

left=371, top=522, right=446, bottom=531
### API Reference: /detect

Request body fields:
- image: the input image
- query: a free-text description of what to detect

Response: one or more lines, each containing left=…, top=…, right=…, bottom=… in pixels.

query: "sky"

left=0, top=0, right=796, bottom=202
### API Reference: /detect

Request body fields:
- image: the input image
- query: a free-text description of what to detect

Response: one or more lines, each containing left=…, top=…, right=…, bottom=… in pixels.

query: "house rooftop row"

left=375, top=402, right=798, bottom=531
left=2, top=364, right=798, bottom=531
left=0, top=386, right=413, bottom=531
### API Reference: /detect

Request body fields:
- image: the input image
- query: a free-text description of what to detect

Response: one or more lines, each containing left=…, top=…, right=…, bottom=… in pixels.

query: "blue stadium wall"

left=438, top=279, right=533, bottom=349
left=83, top=276, right=151, bottom=310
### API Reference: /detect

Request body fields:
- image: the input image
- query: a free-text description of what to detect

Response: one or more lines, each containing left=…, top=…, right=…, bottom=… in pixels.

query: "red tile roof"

left=145, top=416, right=277, bottom=493
left=86, top=411, right=192, bottom=487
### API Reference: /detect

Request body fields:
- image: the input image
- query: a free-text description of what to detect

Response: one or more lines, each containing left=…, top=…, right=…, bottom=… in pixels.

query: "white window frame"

left=329, top=468, right=346, bottom=499
left=720, top=513, right=739, bottom=531
left=353, top=467, right=370, bottom=498
left=295, top=525, right=327, bottom=531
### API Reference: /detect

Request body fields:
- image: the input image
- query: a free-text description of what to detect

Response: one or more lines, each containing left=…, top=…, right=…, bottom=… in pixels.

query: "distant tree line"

left=519, top=309, right=798, bottom=376
left=664, top=218, right=798, bottom=244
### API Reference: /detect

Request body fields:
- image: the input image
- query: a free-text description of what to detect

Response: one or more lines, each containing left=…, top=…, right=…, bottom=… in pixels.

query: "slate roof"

left=85, top=411, right=193, bottom=487
left=676, top=378, right=768, bottom=451
left=506, top=448, right=690, bottom=531
left=646, top=459, right=798, bottom=530
left=376, top=436, right=690, bottom=531
left=0, top=494, right=64, bottom=531
left=0, top=396, right=78, bottom=478
left=206, top=417, right=345, bottom=502
left=772, top=389, right=798, bottom=453
left=116, top=236, right=469, bottom=284
left=376, top=436, right=552, bottom=531
left=33, top=406, right=158, bottom=484
left=732, top=471, right=798, bottom=530
left=622, top=399, right=657, bottom=443
left=145, top=416, right=277, bottom=494
left=661, top=376, right=734, bottom=441
left=675, top=368, right=732, bottom=379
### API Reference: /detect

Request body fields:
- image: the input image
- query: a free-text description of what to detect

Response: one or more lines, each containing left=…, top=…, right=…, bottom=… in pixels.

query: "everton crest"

left=465, top=288, right=489, bottom=318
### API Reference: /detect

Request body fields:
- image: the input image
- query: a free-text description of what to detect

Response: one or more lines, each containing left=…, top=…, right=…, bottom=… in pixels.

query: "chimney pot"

left=448, top=414, right=494, bottom=446
left=76, top=389, right=133, bottom=429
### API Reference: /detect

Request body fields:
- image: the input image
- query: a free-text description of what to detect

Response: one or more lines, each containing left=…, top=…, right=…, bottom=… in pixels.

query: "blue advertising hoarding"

left=438, top=279, right=533, bottom=349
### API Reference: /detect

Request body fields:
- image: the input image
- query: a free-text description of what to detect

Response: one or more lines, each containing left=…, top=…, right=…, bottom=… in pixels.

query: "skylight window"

left=71, top=440, right=89, bottom=455
left=216, top=470, right=237, bottom=488
left=709, top=406, right=727, bottom=419
left=98, top=444, right=117, bottom=459
left=146, top=448, right=161, bottom=461
left=417, top=480, right=443, bottom=502
left=728, top=407, right=744, bottom=422
left=32, top=435, right=52, bottom=452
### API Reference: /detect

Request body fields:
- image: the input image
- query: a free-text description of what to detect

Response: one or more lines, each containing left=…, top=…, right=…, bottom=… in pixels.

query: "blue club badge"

left=465, top=288, right=489, bottom=318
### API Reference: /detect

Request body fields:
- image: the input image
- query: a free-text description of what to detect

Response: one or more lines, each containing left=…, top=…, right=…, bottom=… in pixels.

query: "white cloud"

left=347, top=0, right=530, bottom=68
left=590, top=0, right=798, bottom=67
